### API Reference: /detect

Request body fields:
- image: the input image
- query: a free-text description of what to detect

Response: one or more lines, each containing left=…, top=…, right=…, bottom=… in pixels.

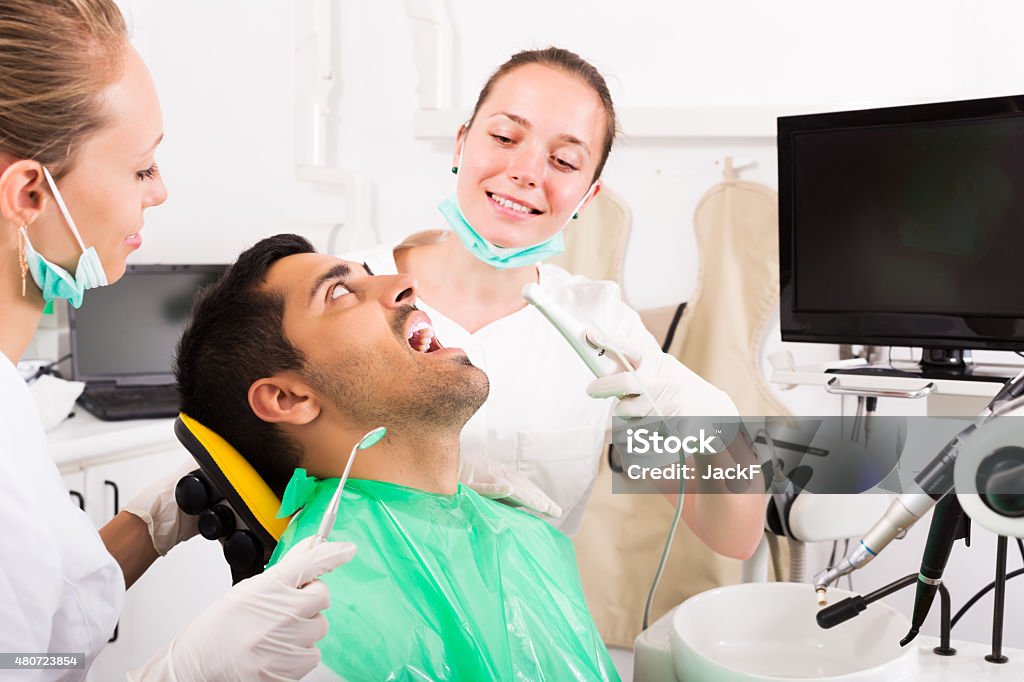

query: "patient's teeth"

left=407, top=321, right=436, bottom=353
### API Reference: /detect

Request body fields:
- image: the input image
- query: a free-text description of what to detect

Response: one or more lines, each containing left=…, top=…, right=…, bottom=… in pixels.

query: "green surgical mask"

left=438, top=193, right=567, bottom=270
left=441, top=143, right=596, bottom=270
left=21, top=167, right=109, bottom=309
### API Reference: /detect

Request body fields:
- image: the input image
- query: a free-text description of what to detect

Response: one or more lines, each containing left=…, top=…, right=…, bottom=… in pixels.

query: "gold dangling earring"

left=18, top=226, right=28, bottom=297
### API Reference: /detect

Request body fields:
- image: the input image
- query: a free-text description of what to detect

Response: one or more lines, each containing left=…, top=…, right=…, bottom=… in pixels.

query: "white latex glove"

left=459, top=455, right=563, bottom=518
left=584, top=331, right=738, bottom=419
left=129, top=536, right=356, bottom=682
left=122, top=461, right=201, bottom=556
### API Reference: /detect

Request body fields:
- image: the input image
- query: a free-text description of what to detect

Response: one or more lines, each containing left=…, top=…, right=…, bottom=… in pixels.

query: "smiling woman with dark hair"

left=352, top=46, right=765, bottom=556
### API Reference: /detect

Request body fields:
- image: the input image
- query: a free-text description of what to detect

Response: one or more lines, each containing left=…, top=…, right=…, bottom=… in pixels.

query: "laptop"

left=70, top=263, right=227, bottom=421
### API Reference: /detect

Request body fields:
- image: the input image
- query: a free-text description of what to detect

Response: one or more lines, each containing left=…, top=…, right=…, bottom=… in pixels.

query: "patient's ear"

left=248, top=374, right=321, bottom=425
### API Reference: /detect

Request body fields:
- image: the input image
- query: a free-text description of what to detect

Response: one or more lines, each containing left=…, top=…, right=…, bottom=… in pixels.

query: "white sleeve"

left=0, top=434, right=63, bottom=659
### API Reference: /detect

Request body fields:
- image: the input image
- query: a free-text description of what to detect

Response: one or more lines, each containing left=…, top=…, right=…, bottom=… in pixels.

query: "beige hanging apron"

left=549, top=186, right=631, bottom=284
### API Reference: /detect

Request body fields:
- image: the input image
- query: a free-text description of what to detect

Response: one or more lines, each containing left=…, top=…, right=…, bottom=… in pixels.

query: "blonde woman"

left=0, top=2, right=352, bottom=678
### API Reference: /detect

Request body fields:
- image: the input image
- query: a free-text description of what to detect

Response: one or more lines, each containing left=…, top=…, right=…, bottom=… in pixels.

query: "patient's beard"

left=303, top=347, right=489, bottom=434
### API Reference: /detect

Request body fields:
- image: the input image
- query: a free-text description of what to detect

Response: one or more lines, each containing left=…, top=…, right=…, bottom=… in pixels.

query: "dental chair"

left=172, top=413, right=290, bottom=584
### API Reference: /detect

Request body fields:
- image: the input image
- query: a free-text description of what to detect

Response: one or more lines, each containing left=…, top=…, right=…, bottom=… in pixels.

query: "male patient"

left=174, top=234, right=619, bottom=681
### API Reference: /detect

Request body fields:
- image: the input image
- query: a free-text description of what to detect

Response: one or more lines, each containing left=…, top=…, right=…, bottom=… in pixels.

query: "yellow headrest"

left=176, top=412, right=290, bottom=542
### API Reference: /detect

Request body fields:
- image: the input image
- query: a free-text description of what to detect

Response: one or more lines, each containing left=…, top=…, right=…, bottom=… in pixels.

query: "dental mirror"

left=314, top=426, right=387, bottom=543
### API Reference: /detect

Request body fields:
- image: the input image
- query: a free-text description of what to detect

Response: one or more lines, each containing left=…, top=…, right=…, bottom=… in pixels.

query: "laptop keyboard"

left=79, top=384, right=180, bottom=421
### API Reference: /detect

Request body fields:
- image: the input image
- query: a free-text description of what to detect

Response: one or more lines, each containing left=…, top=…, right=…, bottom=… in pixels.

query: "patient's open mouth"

left=407, top=320, right=442, bottom=353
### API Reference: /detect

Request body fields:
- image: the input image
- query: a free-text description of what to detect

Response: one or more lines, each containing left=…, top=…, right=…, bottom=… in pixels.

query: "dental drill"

left=813, top=369, right=1024, bottom=605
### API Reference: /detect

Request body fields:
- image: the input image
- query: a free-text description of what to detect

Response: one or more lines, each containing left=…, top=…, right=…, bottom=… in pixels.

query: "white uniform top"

left=0, top=353, right=123, bottom=681
left=357, top=234, right=735, bottom=535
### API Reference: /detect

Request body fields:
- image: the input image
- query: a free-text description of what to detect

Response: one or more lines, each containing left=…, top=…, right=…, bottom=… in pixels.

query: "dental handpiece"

left=813, top=490, right=937, bottom=605
left=813, top=368, right=1024, bottom=604
left=522, top=283, right=632, bottom=377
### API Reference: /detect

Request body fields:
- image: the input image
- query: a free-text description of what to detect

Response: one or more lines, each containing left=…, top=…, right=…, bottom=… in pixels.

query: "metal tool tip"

left=899, top=628, right=919, bottom=647
left=358, top=426, right=387, bottom=450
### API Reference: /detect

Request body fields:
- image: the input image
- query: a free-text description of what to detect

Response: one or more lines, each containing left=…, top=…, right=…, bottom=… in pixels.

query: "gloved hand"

left=122, top=460, right=201, bottom=556
left=459, top=455, right=563, bottom=518
left=584, top=331, right=738, bottom=419
left=128, top=536, right=356, bottom=682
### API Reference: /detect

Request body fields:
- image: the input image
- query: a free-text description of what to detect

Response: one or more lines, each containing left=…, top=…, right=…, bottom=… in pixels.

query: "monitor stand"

left=826, top=348, right=1016, bottom=384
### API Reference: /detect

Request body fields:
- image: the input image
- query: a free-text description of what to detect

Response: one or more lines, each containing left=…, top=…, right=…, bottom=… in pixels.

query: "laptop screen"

left=70, top=264, right=227, bottom=385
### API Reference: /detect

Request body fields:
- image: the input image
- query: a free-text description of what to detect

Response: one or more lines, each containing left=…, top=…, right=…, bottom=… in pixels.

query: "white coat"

left=357, top=234, right=735, bottom=535
left=0, top=354, right=124, bottom=681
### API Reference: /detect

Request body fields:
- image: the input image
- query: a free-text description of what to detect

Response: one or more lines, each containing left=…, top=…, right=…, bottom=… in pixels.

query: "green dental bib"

left=269, top=473, right=619, bottom=681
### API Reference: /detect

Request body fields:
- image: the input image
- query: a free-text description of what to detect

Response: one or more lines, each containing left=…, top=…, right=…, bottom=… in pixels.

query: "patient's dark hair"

left=175, top=234, right=315, bottom=497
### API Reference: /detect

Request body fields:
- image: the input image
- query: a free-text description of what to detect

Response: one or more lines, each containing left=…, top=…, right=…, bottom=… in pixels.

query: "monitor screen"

left=779, top=95, right=1024, bottom=351
left=70, top=264, right=225, bottom=383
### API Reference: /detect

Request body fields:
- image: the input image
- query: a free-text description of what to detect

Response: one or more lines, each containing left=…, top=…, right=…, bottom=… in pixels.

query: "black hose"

left=950, top=568, right=1024, bottom=629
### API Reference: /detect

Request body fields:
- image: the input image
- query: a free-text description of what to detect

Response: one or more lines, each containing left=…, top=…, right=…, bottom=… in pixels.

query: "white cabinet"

left=82, top=449, right=231, bottom=680
left=62, top=470, right=86, bottom=513
left=50, top=415, right=234, bottom=681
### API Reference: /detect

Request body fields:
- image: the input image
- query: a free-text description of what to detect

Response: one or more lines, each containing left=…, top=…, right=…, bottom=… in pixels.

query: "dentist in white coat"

left=0, top=1, right=352, bottom=679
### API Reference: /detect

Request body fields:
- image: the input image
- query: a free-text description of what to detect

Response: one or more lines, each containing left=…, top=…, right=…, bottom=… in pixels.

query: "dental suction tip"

left=900, top=628, right=920, bottom=647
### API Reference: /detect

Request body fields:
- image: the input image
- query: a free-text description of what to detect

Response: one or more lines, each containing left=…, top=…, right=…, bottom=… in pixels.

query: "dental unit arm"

left=813, top=368, right=1024, bottom=603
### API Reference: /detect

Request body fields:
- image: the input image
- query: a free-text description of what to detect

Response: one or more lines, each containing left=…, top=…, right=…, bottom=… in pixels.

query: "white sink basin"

left=671, top=582, right=919, bottom=681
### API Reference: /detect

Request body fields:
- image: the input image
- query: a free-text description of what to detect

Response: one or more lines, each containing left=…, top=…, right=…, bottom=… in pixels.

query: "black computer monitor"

left=778, top=95, right=1024, bottom=379
left=69, top=264, right=226, bottom=386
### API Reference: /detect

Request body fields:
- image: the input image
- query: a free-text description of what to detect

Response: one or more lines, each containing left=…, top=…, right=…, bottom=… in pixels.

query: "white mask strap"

left=571, top=183, right=598, bottom=217
left=456, top=134, right=466, bottom=175
left=42, top=167, right=88, bottom=253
